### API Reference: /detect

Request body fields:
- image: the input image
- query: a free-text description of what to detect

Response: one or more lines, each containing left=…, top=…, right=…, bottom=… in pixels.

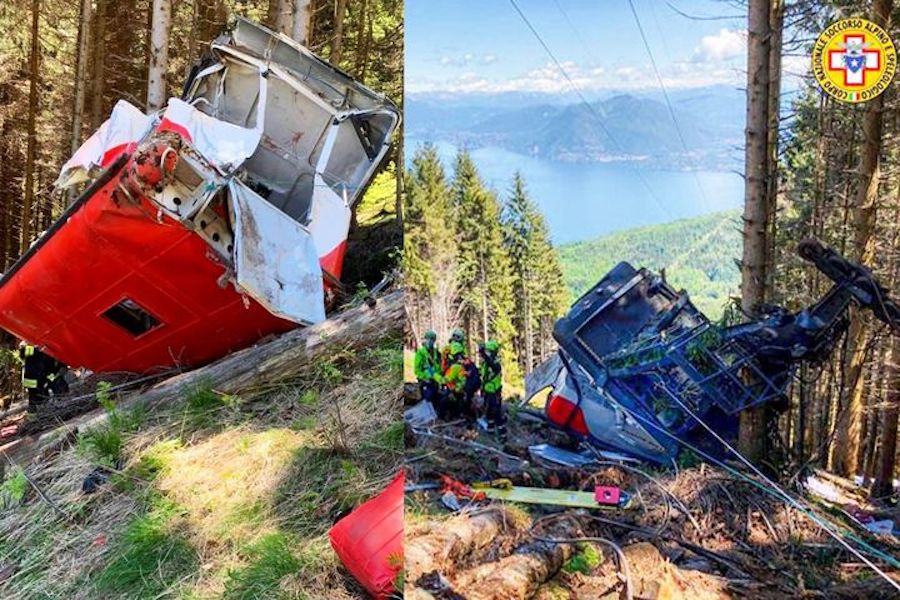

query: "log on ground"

left=406, top=507, right=515, bottom=585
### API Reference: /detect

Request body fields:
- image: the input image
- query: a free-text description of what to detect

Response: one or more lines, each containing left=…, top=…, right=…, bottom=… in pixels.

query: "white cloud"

left=694, top=29, right=746, bottom=63
left=438, top=53, right=499, bottom=67
left=407, top=58, right=743, bottom=95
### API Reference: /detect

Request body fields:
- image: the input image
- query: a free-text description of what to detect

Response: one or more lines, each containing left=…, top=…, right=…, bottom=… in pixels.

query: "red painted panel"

left=0, top=156, right=298, bottom=373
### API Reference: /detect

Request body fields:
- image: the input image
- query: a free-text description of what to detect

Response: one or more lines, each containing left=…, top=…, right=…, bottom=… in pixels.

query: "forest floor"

left=0, top=331, right=403, bottom=600
left=404, top=407, right=900, bottom=599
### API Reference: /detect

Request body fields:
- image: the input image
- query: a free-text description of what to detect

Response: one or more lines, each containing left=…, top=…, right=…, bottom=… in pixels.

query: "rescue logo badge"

left=813, top=18, right=896, bottom=103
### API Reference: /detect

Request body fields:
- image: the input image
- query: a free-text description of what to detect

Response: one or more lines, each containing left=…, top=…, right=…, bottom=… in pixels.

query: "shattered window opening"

left=102, top=299, right=162, bottom=337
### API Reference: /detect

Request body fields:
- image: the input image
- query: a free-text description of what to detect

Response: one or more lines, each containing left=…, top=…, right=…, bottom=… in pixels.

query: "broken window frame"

left=101, top=298, right=163, bottom=338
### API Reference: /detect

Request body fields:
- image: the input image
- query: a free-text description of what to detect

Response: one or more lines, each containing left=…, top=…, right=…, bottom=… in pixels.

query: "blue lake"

left=407, top=139, right=744, bottom=244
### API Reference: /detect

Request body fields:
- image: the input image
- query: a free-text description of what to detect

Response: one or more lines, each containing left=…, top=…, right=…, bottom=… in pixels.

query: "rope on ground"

left=411, top=428, right=528, bottom=465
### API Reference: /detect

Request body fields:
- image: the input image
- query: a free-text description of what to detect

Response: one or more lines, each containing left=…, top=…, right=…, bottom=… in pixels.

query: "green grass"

left=223, top=532, right=301, bottom=600
left=77, top=381, right=149, bottom=467
left=180, top=381, right=238, bottom=429
left=0, top=467, right=28, bottom=507
left=91, top=494, right=198, bottom=598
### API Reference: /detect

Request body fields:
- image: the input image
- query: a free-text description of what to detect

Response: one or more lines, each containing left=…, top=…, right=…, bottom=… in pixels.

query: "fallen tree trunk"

left=0, top=291, right=403, bottom=469
left=448, top=531, right=574, bottom=599
left=406, top=507, right=515, bottom=585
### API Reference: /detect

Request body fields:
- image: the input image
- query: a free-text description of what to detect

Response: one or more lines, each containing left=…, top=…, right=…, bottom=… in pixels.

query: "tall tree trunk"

left=352, top=0, right=368, bottom=76
left=395, top=143, right=404, bottom=228
left=738, top=0, right=772, bottom=464
left=90, top=0, right=106, bottom=129
left=292, top=0, right=311, bottom=44
left=330, top=0, right=347, bottom=66
left=21, top=0, right=40, bottom=255
left=480, top=251, right=489, bottom=342
left=873, top=332, right=899, bottom=498
left=270, top=0, right=292, bottom=36
left=764, top=0, right=783, bottom=293
left=523, top=276, right=533, bottom=374
left=71, top=0, right=91, bottom=156
left=833, top=0, right=892, bottom=478
left=872, top=186, right=900, bottom=497
left=146, top=0, right=172, bottom=112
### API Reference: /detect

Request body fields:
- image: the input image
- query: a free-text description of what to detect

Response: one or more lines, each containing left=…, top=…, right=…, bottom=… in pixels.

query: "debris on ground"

left=404, top=412, right=900, bottom=599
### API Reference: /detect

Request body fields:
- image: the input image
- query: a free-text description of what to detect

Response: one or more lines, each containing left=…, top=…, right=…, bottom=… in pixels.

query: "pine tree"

left=451, top=150, right=520, bottom=384
left=401, top=145, right=457, bottom=344
left=503, top=172, right=567, bottom=374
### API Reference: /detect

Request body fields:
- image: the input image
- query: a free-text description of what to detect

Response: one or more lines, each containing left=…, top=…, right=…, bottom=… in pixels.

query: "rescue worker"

left=479, top=341, right=506, bottom=440
left=442, top=328, right=467, bottom=371
left=18, top=342, right=68, bottom=408
left=461, top=352, right=481, bottom=425
left=414, top=330, right=442, bottom=405
left=438, top=342, right=468, bottom=420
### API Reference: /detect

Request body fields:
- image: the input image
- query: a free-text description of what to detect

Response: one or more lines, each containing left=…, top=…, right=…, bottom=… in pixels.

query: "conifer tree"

left=451, top=150, right=520, bottom=384
left=402, top=145, right=457, bottom=343
left=503, top=173, right=567, bottom=373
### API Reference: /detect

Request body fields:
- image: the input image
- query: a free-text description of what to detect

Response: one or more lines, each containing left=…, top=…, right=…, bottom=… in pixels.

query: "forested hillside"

left=558, top=211, right=741, bottom=319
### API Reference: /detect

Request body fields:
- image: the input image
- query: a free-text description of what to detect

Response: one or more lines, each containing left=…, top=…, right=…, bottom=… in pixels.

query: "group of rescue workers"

left=414, top=328, right=506, bottom=440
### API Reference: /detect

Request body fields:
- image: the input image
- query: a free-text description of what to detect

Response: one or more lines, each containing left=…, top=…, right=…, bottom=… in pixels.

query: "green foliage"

left=179, top=381, right=238, bottom=429
left=77, top=382, right=147, bottom=467
left=364, top=420, right=405, bottom=451
left=563, top=542, right=603, bottom=574
left=223, top=532, right=301, bottom=600
left=0, top=467, right=28, bottom=507
left=451, top=150, right=521, bottom=382
left=502, top=172, right=569, bottom=375
left=402, top=144, right=456, bottom=299
left=77, top=427, right=125, bottom=469
left=312, top=358, right=344, bottom=386
left=404, top=146, right=569, bottom=387
left=92, top=495, right=197, bottom=598
left=559, top=211, right=742, bottom=319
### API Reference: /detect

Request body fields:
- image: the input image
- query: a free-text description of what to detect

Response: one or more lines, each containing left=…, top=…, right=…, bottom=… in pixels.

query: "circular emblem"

left=812, top=18, right=896, bottom=103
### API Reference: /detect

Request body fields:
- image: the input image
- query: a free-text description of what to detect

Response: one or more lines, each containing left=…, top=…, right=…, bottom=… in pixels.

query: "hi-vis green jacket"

left=414, top=345, right=442, bottom=383
left=480, top=355, right=502, bottom=394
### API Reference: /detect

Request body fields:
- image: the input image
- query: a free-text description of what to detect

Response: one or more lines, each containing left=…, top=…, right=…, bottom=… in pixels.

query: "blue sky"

left=406, top=0, right=777, bottom=95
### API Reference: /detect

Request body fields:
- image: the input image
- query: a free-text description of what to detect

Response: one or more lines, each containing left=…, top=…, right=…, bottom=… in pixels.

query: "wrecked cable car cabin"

left=0, top=19, right=399, bottom=374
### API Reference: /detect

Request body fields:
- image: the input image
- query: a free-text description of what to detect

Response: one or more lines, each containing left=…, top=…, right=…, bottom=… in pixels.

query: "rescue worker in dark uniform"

left=413, top=330, right=442, bottom=405
left=19, top=342, right=68, bottom=408
left=461, top=352, right=481, bottom=427
left=479, top=340, right=506, bottom=441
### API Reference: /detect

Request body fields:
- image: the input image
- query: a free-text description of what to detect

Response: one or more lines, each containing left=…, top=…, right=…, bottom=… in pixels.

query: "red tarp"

left=329, top=472, right=404, bottom=598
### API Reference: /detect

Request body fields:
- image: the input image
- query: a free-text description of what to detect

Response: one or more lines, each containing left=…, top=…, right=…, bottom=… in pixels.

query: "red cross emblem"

left=828, top=34, right=881, bottom=87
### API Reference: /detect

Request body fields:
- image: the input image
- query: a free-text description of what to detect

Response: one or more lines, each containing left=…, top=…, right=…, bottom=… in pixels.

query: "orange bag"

left=329, top=472, right=404, bottom=598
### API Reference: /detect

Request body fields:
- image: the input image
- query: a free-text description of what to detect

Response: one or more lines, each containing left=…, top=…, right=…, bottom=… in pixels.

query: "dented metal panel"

left=230, top=181, right=325, bottom=325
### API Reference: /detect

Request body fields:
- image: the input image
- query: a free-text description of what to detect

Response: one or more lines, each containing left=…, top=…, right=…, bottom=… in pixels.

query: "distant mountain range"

left=557, top=210, right=742, bottom=319
left=407, top=86, right=745, bottom=171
